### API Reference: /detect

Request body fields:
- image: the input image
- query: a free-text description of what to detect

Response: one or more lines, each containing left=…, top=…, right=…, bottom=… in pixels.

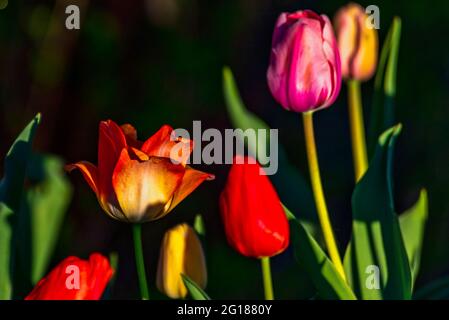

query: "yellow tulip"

left=334, top=3, right=378, bottom=81
left=156, top=223, right=207, bottom=299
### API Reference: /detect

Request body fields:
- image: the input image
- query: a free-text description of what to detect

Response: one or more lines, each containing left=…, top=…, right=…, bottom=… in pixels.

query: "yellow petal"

left=112, top=149, right=185, bottom=222
left=156, top=224, right=207, bottom=299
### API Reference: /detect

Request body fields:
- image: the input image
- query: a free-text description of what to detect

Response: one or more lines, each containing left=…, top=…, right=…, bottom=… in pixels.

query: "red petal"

left=98, top=120, right=127, bottom=200
left=65, top=161, right=99, bottom=195
left=121, top=123, right=143, bottom=149
left=25, top=253, right=113, bottom=300
left=219, top=156, right=289, bottom=258
left=141, top=125, right=193, bottom=165
left=167, top=166, right=214, bottom=213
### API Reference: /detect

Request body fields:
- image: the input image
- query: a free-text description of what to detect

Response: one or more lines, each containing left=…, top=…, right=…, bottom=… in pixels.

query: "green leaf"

left=0, top=203, right=13, bottom=299
left=181, top=274, right=211, bottom=300
left=222, top=67, right=318, bottom=228
left=284, top=205, right=356, bottom=300
left=399, top=189, right=428, bottom=285
left=26, top=154, right=72, bottom=284
left=0, top=114, right=41, bottom=209
left=368, top=17, right=402, bottom=156
left=11, top=153, right=72, bottom=297
left=194, top=214, right=206, bottom=236
left=0, top=114, right=41, bottom=300
left=346, top=124, right=412, bottom=300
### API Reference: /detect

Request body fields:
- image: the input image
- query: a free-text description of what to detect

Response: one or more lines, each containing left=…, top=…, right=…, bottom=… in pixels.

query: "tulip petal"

left=112, top=149, right=185, bottom=222
left=267, top=10, right=341, bottom=112
left=65, top=160, right=126, bottom=222
left=141, top=125, right=193, bottom=165
left=121, top=123, right=143, bottom=149
left=156, top=224, right=207, bottom=299
left=184, top=227, right=207, bottom=290
left=65, top=161, right=99, bottom=195
left=167, top=166, right=214, bottom=213
left=334, top=3, right=377, bottom=81
left=25, top=253, right=113, bottom=300
left=98, top=120, right=127, bottom=196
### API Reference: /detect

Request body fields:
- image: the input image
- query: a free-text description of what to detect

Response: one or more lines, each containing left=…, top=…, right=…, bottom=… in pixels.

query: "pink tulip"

left=267, top=10, right=342, bottom=113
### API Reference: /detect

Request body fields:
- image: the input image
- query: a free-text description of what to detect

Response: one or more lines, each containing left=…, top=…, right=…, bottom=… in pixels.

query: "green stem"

left=260, top=257, right=274, bottom=300
left=347, top=79, right=368, bottom=182
left=132, top=224, right=150, bottom=300
left=302, top=112, right=347, bottom=281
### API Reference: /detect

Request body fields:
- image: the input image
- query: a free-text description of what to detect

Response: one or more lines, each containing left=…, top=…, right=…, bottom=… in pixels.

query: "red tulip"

left=267, top=10, right=341, bottom=113
left=67, top=121, right=213, bottom=223
left=25, top=253, right=113, bottom=300
left=219, top=156, right=289, bottom=258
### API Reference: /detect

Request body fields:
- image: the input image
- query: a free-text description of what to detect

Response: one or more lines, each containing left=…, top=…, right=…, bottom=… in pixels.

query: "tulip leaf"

left=0, top=114, right=41, bottom=299
left=194, top=214, right=206, bottom=236
left=26, top=154, right=72, bottom=284
left=368, top=17, right=402, bottom=156
left=345, top=124, right=412, bottom=300
left=284, top=205, right=356, bottom=300
left=399, top=189, right=428, bottom=285
left=0, top=203, right=13, bottom=299
left=222, top=66, right=318, bottom=228
left=413, top=276, right=449, bottom=300
left=181, top=274, right=211, bottom=300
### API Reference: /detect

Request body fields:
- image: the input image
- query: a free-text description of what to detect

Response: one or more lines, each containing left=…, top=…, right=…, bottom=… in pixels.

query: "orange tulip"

left=67, top=121, right=213, bottom=223
left=334, top=3, right=378, bottom=81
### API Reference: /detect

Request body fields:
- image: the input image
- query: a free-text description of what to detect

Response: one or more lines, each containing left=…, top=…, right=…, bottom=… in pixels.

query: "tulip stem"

left=260, top=257, right=274, bottom=300
left=132, top=224, right=150, bottom=300
left=347, top=79, right=368, bottom=182
left=302, top=112, right=346, bottom=282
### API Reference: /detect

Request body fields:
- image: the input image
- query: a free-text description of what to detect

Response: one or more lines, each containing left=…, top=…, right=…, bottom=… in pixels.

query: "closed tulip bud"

left=334, top=3, right=378, bottom=81
left=156, top=223, right=207, bottom=299
left=267, top=10, right=341, bottom=113
left=219, top=156, right=289, bottom=258
left=25, top=253, right=113, bottom=300
left=67, top=120, right=213, bottom=223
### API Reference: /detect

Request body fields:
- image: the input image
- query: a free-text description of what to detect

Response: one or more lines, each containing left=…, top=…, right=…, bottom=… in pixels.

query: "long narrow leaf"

left=346, top=124, right=412, bottom=300
left=399, top=189, right=428, bottom=285
left=285, top=205, right=356, bottom=300
left=368, top=17, right=402, bottom=156
left=0, top=114, right=41, bottom=299
left=182, top=274, right=211, bottom=300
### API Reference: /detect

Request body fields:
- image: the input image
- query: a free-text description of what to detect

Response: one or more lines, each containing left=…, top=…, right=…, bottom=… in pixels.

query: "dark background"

left=1, top=0, right=448, bottom=299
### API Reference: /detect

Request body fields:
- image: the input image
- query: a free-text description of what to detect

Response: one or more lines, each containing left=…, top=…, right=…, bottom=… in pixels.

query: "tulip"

left=25, top=253, right=113, bottom=300
left=219, top=155, right=289, bottom=258
left=334, top=3, right=378, bottom=81
left=219, top=156, right=289, bottom=300
left=267, top=10, right=341, bottom=113
left=156, top=223, right=207, bottom=299
left=67, top=120, right=214, bottom=223
left=267, top=9, right=347, bottom=281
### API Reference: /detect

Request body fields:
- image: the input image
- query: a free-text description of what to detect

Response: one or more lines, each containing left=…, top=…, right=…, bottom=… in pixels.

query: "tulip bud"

left=334, top=3, right=378, bottom=81
left=156, top=223, right=207, bottom=299
left=25, top=253, right=113, bottom=300
left=219, top=156, right=289, bottom=258
left=267, top=10, right=341, bottom=113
